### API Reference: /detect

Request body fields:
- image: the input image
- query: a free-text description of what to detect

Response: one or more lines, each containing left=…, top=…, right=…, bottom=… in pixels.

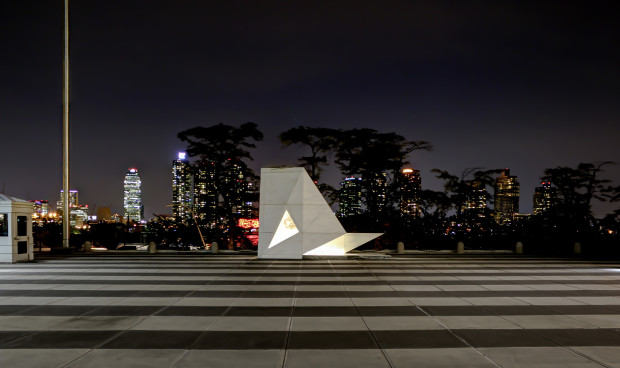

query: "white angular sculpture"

left=258, top=167, right=382, bottom=259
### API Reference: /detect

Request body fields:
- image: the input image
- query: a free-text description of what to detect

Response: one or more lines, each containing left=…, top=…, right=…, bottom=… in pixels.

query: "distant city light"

left=402, top=168, right=414, bottom=173
left=178, top=152, right=187, bottom=160
left=238, top=218, right=260, bottom=229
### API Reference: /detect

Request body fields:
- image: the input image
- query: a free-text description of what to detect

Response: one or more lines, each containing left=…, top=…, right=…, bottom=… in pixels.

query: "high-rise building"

left=242, top=178, right=260, bottom=218
left=56, top=190, right=89, bottom=227
left=533, top=181, right=557, bottom=215
left=338, top=177, right=363, bottom=217
left=462, top=180, right=489, bottom=213
left=123, top=168, right=143, bottom=222
left=57, top=190, right=78, bottom=208
left=29, top=200, right=50, bottom=217
left=400, top=168, right=421, bottom=218
left=225, top=161, right=249, bottom=216
left=193, top=160, right=218, bottom=221
left=172, top=152, right=193, bottom=221
left=365, top=172, right=388, bottom=214
left=494, top=168, right=520, bottom=223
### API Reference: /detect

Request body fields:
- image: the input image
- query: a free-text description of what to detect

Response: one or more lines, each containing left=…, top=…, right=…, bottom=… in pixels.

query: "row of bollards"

left=395, top=241, right=583, bottom=255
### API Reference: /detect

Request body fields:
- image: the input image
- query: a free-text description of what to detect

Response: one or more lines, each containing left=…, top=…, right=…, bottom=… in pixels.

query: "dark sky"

left=1, top=1, right=618, bottom=218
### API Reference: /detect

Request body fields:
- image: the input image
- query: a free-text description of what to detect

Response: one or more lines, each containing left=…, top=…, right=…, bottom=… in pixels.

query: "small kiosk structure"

left=0, top=194, right=34, bottom=263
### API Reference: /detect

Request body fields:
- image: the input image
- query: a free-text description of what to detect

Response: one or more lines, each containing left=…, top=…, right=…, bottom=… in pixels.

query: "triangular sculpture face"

left=269, top=210, right=299, bottom=248
left=258, top=167, right=382, bottom=259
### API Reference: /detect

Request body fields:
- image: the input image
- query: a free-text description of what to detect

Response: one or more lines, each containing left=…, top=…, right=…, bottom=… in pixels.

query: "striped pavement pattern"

left=1, top=255, right=620, bottom=367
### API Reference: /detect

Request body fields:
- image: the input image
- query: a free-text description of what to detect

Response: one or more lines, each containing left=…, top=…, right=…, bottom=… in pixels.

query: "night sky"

left=1, top=1, right=618, bottom=219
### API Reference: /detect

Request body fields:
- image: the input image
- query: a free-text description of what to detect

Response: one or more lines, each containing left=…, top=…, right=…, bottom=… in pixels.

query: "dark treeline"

left=169, top=123, right=620, bottom=256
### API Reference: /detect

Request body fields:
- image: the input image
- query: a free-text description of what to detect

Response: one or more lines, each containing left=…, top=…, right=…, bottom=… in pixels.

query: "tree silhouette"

left=541, top=162, right=615, bottom=226
left=278, top=126, right=339, bottom=182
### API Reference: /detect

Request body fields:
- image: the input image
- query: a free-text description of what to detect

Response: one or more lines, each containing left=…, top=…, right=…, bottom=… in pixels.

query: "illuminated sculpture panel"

left=258, top=167, right=382, bottom=259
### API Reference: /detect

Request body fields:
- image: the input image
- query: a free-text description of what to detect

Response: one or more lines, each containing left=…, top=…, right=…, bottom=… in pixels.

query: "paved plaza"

left=1, top=254, right=620, bottom=367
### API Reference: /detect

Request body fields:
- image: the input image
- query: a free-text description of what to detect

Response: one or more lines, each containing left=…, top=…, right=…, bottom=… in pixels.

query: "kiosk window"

left=17, top=216, right=27, bottom=236
left=0, top=214, right=7, bottom=236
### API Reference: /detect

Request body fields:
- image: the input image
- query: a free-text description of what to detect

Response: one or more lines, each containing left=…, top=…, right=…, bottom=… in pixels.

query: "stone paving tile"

left=209, top=316, right=290, bottom=331
left=130, top=316, right=218, bottom=331
left=0, top=315, right=73, bottom=330
left=101, top=330, right=202, bottom=349
left=433, top=315, right=521, bottom=330
left=177, top=350, right=285, bottom=368
left=69, top=349, right=185, bottom=368
left=284, top=349, right=389, bottom=368
left=0, top=349, right=90, bottom=368
left=478, top=347, right=604, bottom=368
left=384, top=348, right=498, bottom=368
left=373, top=330, right=467, bottom=349
left=363, top=316, right=445, bottom=330
left=570, top=314, right=620, bottom=327
left=193, top=331, right=287, bottom=349
left=500, top=314, right=594, bottom=329
left=291, top=316, right=367, bottom=331
left=288, top=331, right=378, bottom=349
left=2, top=330, right=119, bottom=349
left=532, top=328, right=620, bottom=346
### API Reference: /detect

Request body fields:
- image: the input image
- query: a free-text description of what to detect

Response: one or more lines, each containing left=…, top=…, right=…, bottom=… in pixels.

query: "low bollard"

left=515, top=241, right=523, bottom=254
left=573, top=242, right=581, bottom=255
left=397, top=242, right=404, bottom=254
left=457, top=241, right=465, bottom=254
left=211, top=242, right=219, bottom=254
left=148, top=241, right=157, bottom=254
left=83, top=241, right=92, bottom=253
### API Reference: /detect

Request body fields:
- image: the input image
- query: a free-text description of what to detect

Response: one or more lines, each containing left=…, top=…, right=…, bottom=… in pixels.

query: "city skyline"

left=32, top=159, right=593, bottom=221
left=1, top=1, right=618, bottom=218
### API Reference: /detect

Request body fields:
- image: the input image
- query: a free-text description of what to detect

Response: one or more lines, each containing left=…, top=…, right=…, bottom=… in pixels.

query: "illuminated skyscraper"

left=224, top=160, right=249, bottom=216
left=172, top=152, right=193, bottom=221
left=29, top=200, right=50, bottom=217
left=338, top=177, right=363, bottom=217
left=494, top=169, right=520, bottom=223
left=365, top=172, right=388, bottom=214
left=56, top=190, right=88, bottom=226
left=462, top=180, right=489, bottom=213
left=400, top=169, right=421, bottom=218
left=58, top=190, right=78, bottom=208
left=123, top=168, right=143, bottom=222
left=533, top=181, right=557, bottom=215
left=193, top=160, right=217, bottom=221
left=243, top=178, right=260, bottom=218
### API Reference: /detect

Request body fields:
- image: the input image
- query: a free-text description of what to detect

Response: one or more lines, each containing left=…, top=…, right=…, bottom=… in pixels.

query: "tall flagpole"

left=62, top=0, right=70, bottom=248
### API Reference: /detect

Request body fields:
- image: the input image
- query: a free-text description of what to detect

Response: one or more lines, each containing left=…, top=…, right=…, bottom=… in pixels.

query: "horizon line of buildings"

left=27, top=155, right=559, bottom=226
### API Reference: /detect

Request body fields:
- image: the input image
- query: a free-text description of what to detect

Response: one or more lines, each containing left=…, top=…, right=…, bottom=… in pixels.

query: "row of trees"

left=174, top=122, right=620, bottom=255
